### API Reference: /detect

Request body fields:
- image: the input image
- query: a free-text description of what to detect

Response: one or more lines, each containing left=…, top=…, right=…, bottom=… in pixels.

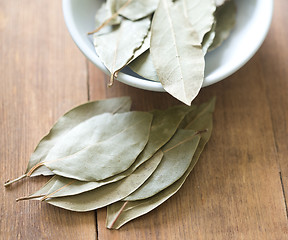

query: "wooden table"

left=1, top=1, right=288, bottom=239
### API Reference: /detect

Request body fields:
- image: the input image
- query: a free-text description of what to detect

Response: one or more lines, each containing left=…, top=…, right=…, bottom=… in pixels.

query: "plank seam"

left=279, top=172, right=288, bottom=219
left=95, top=210, right=99, bottom=240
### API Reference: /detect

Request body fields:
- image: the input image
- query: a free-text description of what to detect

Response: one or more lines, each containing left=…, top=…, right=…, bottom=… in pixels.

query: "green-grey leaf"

left=150, top=0, right=205, bottom=105
left=208, top=0, right=236, bottom=51
left=182, top=0, right=216, bottom=42
left=28, top=97, right=131, bottom=177
left=128, top=30, right=151, bottom=64
left=202, top=22, right=216, bottom=55
left=106, top=132, right=208, bottom=229
left=94, top=16, right=151, bottom=85
left=42, top=112, right=153, bottom=181
left=128, top=50, right=159, bottom=82
left=181, top=97, right=216, bottom=130
left=109, top=0, right=159, bottom=21
left=106, top=98, right=215, bottom=229
left=124, top=129, right=200, bottom=201
left=95, top=2, right=121, bottom=31
left=106, top=170, right=191, bottom=230
left=26, top=105, right=192, bottom=199
left=136, top=105, right=191, bottom=163
left=46, top=151, right=163, bottom=212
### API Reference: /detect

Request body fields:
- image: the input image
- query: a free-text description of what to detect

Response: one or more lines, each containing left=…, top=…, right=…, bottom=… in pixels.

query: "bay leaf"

left=4, top=97, right=132, bottom=187
left=202, top=22, right=216, bottom=55
left=30, top=97, right=132, bottom=177
left=106, top=131, right=207, bottom=229
left=109, top=0, right=159, bottom=21
left=94, top=16, right=151, bottom=86
left=124, top=129, right=200, bottom=201
left=39, top=111, right=152, bottom=181
left=45, top=151, right=163, bottom=212
left=128, top=50, right=159, bottom=82
left=182, top=0, right=216, bottom=42
left=208, top=0, right=236, bottom=51
left=150, top=0, right=205, bottom=105
left=128, top=30, right=151, bottom=64
left=106, top=172, right=190, bottom=230
left=106, top=98, right=215, bottom=229
left=182, top=97, right=216, bottom=130
left=136, top=105, right=192, bottom=164
left=21, top=104, right=192, bottom=199
left=129, top=18, right=212, bottom=81
left=94, top=2, right=121, bottom=33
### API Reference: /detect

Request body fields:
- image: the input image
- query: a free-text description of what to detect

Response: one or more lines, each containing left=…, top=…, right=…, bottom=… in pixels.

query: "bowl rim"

left=62, top=0, right=274, bottom=92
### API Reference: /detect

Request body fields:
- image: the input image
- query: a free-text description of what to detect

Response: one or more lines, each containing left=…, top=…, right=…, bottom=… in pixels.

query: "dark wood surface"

left=1, top=0, right=287, bottom=239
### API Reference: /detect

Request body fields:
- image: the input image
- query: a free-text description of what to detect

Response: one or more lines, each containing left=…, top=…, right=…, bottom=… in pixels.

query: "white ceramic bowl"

left=62, top=0, right=273, bottom=92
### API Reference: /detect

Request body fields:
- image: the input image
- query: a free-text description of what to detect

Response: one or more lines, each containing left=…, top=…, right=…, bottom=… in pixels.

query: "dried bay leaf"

left=106, top=171, right=192, bottom=230
left=4, top=97, right=132, bottom=187
left=181, top=97, right=216, bottom=130
left=94, top=16, right=151, bottom=86
left=37, top=102, right=209, bottom=201
left=129, top=19, right=214, bottom=81
left=128, top=50, right=159, bottom=82
left=202, top=22, right=216, bottom=55
left=150, top=0, right=205, bottom=105
left=128, top=0, right=215, bottom=81
left=136, top=105, right=192, bottom=163
left=106, top=132, right=211, bottom=229
left=94, top=2, right=121, bottom=33
left=106, top=98, right=215, bottom=229
left=6, top=96, right=216, bottom=230
left=21, top=104, right=192, bottom=199
left=45, top=151, right=164, bottom=212
left=182, top=0, right=216, bottom=42
left=209, top=0, right=236, bottom=51
left=39, top=112, right=152, bottom=181
left=129, top=0, right=216, bottom=80
left=109, top=0, right=159, bottom=21
left=89, top=0, right=129, bottom=34
left=124, top=129, right=200, bottom=201
left=128, top=30, right=151, bottom=64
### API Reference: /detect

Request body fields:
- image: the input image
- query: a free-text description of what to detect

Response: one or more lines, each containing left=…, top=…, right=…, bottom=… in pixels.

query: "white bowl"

left=62, top=0, right=273, bottom=92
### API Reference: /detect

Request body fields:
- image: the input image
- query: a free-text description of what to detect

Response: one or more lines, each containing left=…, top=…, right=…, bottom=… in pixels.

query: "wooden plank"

left=0, top=0, right=96, bottom=239
left=257, top=0, right=288, bottom=209
left=88, top=3, right=288, bottom=239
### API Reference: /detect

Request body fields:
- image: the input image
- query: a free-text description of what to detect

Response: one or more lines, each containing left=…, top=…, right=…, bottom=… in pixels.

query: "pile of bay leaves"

left=5, top=96, right=215, bottom=229
left=91, top=0, right=236, bottom=105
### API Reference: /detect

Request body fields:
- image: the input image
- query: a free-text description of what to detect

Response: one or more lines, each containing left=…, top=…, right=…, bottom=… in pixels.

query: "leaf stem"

left=40, top=179, right=75, bottom=201
left=4, top=174, right=27, bottom=187
left=108, top=71, right=119, bottom=87
left=108, top=74, right=115, bottom=87
left=87, top=0, right=132, bottom=35
left=108, top=201, right=128, bottom=229
left=16, top=194, right=46, bottom=202
left=26, top=162, right=44, bottom=177
left=87, top=16, right=116, bottom=35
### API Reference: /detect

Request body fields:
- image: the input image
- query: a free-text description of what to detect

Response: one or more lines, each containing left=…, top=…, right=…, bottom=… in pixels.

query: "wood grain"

left=1, top=0, right=288, bottom=239
left=0, top=1, right=96, bottom=239
left=258, top=0, right=288, bottom=209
